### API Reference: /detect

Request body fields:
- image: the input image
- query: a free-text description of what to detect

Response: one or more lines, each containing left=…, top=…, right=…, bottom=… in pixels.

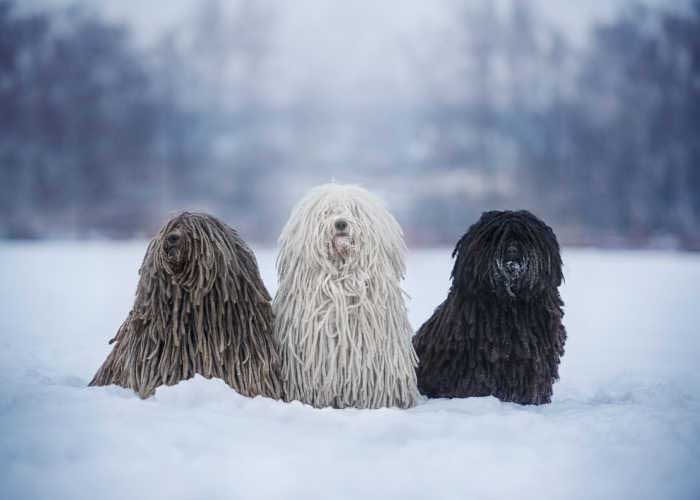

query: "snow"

left=1, top=242, right=699, bottom=500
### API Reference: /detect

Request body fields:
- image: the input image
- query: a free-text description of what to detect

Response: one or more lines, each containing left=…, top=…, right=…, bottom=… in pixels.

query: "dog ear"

left=450, top=212, right=502, bottom=292
left=542, top=221, right=563, bottom=288
left=518, top=210, right=563, bottom=289
left=451, top=212, right=495, bottom=260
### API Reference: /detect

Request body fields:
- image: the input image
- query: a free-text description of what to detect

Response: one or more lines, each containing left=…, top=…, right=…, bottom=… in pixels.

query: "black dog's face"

left=452, top=211, right=562, bottom=300
left=494, top=240, right=528, bottom=298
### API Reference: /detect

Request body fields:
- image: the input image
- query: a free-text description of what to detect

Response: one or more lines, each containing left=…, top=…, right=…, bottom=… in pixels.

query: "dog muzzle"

left=332, top=234, right=353, bottom=257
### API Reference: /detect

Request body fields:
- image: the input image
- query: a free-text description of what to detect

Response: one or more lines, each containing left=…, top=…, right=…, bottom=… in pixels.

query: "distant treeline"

left=1, top=0, right=698, bottom=249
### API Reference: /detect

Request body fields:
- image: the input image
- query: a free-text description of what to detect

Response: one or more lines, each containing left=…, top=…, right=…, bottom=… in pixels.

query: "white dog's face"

left=327, top=209, right=356, bottom=261
left=277, top=184, right=407, bottom=281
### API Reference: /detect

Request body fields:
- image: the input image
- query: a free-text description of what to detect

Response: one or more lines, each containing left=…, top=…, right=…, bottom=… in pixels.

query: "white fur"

left=273, top=183, right=419, bottom=408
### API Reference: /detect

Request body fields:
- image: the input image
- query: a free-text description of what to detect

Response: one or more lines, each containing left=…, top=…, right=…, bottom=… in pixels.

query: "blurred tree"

left=1, top=0, right=698, bottom=248
left=412, top=0, right=568, bottom=242
left=152, top=0, right=280, bottom=239
left=418, top=0, right=700, bottom=249
left=528, top=2, right=700, bottom=247
left=0, top=2, right=50, bottom=237
left=0, top=0, right=280, bottom=239
left=0, top=2, right=163, bottom=237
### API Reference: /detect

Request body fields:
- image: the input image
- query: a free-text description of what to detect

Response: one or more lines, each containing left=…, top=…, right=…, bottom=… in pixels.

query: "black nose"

left=166, top=233, right=180, bottom=245
left=334, top=219, right=348, bottom=232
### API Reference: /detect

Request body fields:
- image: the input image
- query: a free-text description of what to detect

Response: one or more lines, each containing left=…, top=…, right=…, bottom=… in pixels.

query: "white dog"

left=274, top=184, right=419, bottom=408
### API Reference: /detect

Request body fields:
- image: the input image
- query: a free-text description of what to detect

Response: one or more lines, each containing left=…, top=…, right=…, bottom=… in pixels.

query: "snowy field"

left=1, top=242, right=699, bottom=500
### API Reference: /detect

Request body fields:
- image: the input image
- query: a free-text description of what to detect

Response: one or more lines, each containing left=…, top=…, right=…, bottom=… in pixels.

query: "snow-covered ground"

left=1, top=242, right=699, bottom=500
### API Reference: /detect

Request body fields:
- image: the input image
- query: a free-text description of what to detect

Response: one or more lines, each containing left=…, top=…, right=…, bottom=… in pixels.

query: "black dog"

left=413, top=210, right=566, bottom=405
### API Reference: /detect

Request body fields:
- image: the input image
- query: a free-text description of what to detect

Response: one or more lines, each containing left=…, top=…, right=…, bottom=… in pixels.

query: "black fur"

left=413, top=210, right=566, bottom=405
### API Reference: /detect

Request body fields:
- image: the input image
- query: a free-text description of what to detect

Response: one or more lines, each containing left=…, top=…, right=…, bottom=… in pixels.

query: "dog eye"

left=166, top=233, right=180, bottom=244
left=334, top=219, right=348, bottom=231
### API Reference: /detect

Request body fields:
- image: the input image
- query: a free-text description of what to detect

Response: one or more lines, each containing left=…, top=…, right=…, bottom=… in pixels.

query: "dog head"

left=277, top=184, right=406, bottom=279
left=451, top=210, right=562, bottom=300
left=141, top=211, right=260, bottom=303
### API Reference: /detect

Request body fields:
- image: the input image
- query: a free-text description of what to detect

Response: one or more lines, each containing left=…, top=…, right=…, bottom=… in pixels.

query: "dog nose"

left=334, top=219, right=348, bottom=232
left=506, top=261, right=521, bottom=273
